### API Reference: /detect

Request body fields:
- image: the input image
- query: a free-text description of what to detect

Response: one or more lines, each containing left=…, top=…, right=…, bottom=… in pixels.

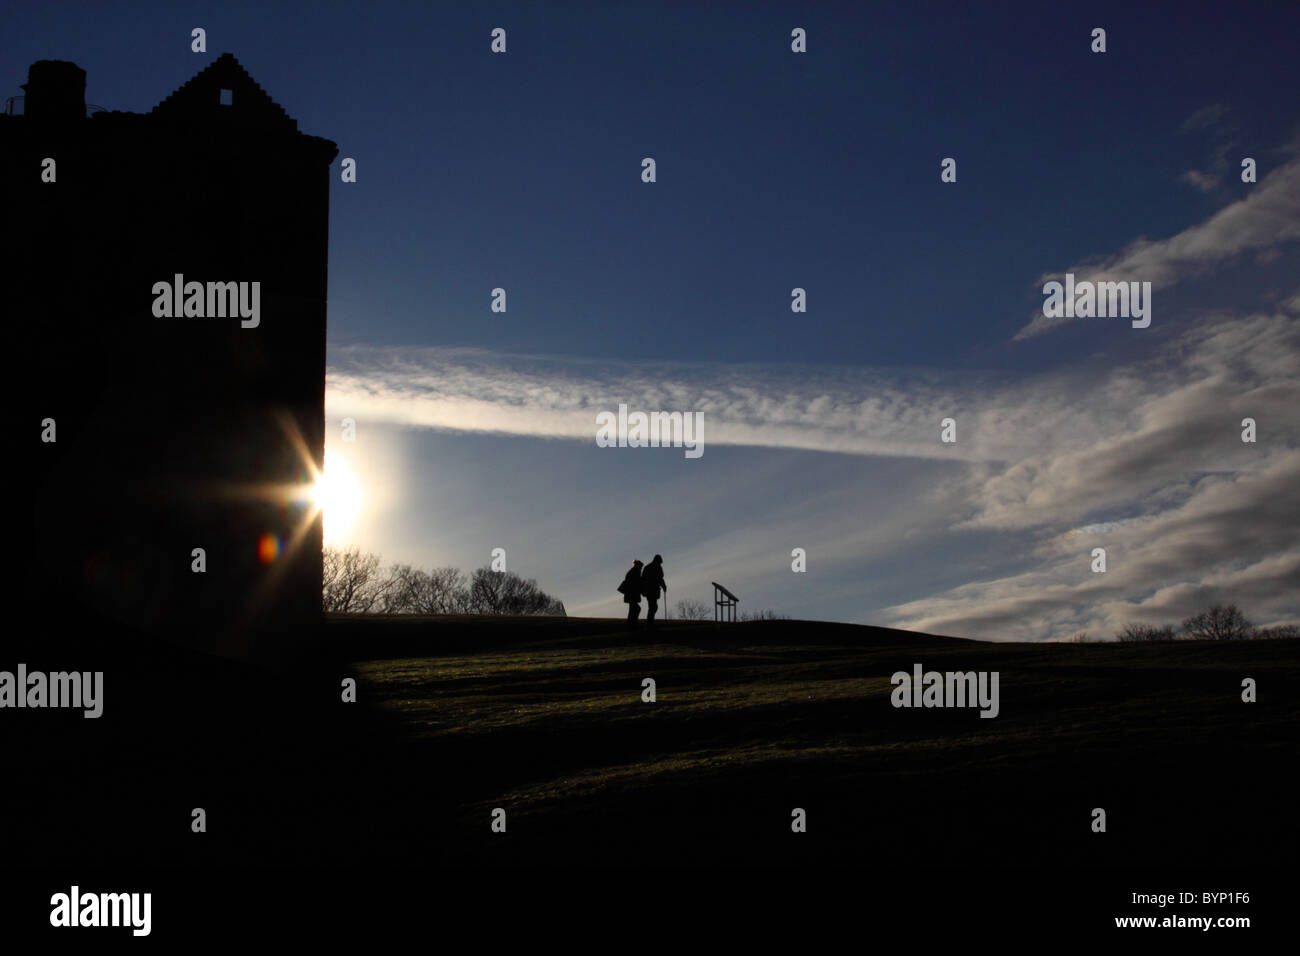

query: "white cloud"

left=328, top=347, right=1014, bottom=462
left=1014, top=156, right=1300, bottom=339
left=881, top=450, right=1300, bottom=641
left=331, top=293, right=1299, bottom=641
left=878, top=303, right=1300, bottom=639
left=1179, top=102, right=1230, bottom=134
left=1179, top=169, right=1220, bottom=192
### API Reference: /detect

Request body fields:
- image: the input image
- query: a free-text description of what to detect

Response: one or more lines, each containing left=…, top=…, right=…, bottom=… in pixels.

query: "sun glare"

left=314, top=450, right=362, bottom=543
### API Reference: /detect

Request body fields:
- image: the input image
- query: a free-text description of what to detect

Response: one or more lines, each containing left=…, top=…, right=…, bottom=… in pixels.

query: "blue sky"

left=7, top=1, right=1299, bottom=638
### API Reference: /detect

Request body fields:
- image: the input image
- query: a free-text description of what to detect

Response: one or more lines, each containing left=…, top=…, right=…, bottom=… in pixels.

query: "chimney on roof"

left=21, top=60, right=86, bottom=120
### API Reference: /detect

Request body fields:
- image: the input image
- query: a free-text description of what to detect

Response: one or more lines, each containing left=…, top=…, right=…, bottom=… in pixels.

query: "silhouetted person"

left=642, top=554, right=667, bottom=627
left=619, top=559, right=643, bottom=629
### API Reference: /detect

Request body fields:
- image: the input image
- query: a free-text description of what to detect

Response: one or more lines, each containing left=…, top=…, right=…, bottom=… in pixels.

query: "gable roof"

left=150, top=52, right=298, bottom=132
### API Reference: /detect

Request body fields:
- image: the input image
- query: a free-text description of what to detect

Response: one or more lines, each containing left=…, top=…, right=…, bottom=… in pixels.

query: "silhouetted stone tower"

left=3, top=55, right=337, bottom=657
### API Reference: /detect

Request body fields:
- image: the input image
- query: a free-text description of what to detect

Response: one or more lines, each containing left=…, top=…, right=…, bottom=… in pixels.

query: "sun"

left=313, top=449, right=362, bottom=543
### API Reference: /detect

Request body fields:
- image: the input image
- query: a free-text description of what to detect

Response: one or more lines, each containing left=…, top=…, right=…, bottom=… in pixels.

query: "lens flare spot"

left=257, top=532, right=281, bottom=564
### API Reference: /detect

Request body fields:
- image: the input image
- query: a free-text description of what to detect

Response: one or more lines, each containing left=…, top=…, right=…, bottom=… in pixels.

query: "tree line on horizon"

left=1067, top=604, right=1298, bottom=642
left=323, top=546, right=790, bottom=621
left=323, top=555, right=1290, bottom=638
left=323, top=546, right=565, bottom=616
left=669, top=599, right=789, bottom=622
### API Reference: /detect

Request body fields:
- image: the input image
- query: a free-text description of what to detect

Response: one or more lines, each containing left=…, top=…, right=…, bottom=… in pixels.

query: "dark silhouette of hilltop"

left=8, top=615, right=1296, bottom=873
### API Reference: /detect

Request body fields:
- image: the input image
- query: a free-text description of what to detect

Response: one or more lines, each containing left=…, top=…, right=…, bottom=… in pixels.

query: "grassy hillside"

left=331, top=616, right=1300, bottom=867
left=8, top=615, right=1295, bottom=872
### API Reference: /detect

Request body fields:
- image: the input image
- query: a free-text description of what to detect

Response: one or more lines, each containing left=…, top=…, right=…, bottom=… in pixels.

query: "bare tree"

left=325, top=549, right=563, bottom=616
left=379, top=565, right=469, bottom=614
left=1117, top=623, right=1177, bottom=642
left=498, top=571, right=543, bottom=614
left=409, top=566, right=469, bottom=614
left=322, top=546, right=390, bottom=613
left=375, top=563, right=416, bottom=613
left=1253, top=624, right=1299, bottom=640
left=428, top=567, right=471, bottom=613
left=673, top=599, right=711, bottom=620
left=467, top=567, right=564, bottom=615
left=739, top=608, right=789, bottom=621
left=468, top=567, right=507, bottom=614
left=1181, top=604, right=1254, bottom=641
